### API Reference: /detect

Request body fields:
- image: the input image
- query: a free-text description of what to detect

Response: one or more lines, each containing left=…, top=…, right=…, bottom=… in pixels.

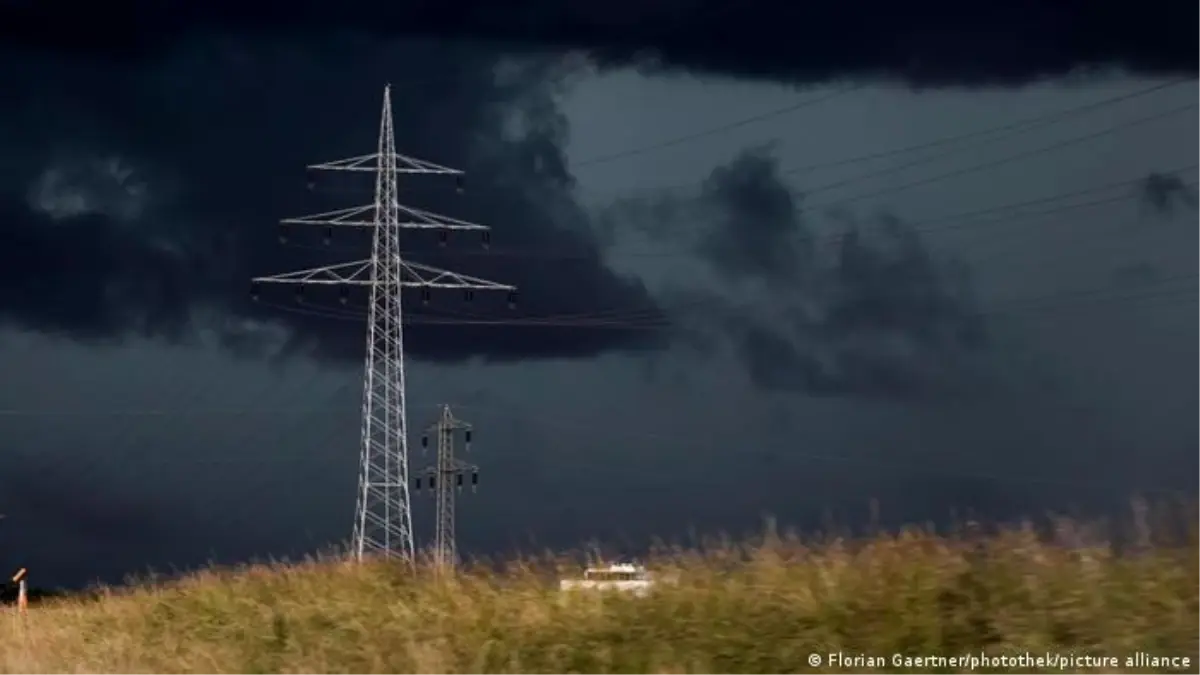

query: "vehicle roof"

left=585, top=563, right=645, bottom=573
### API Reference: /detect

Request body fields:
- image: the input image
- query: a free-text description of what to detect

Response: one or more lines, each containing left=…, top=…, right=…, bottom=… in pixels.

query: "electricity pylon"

left=250, top=85, right=517, bottom=563
left=414, top=404, right=478, bottom=568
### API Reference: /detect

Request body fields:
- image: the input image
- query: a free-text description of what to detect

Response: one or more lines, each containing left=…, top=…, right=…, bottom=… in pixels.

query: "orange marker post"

left=11, top=568, right=27, bottom=615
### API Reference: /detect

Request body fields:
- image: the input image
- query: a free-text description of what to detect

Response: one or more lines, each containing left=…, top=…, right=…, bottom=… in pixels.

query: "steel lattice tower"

left=414, top=404, right=478, bottom=568
left=251, top=85, right=517, bottom=563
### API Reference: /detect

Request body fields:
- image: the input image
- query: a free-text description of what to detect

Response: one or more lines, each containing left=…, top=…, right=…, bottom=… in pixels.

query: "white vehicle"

left=558, top=562, right=658, bottom=597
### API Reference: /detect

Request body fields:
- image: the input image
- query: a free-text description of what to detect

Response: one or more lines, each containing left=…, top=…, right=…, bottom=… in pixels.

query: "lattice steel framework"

left=414, top=404, right=478, bottom=568
left=251, top=85, right=515, bottom=562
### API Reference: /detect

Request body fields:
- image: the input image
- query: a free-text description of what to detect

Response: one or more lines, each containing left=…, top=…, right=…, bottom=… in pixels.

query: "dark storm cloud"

left=0, top=39, right=664, bottom=364
left=613, top=148, right=987, bottom=397
left=1140, top=172, right=1199, bottom=215
left=696, top=145, right=810, bottom=285
left=1, top=1, right=1196, bottom=85
left=1, top=2, right=1192, bottom=367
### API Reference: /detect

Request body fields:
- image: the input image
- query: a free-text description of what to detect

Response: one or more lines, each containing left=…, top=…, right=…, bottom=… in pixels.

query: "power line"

left=321, top=76, right=1200, bottom=201
left=624, top=88, right=1192, bottom=223
left=526, top=102, right=1197, bottom=269
left=264, top=172, right=1200, bottom=332
left=572, top=84, right=863, bottom=169
left=250, top=272, right=1196, bottom=331
left=306, top=83, right=1196, bottom=268
left=780, top=79, right=1192, bottom=174
left=288, top=165, right=1197, bottom=265
left=807, top=101, right=1197, bottom=211
left=581, top=78, right=1195, bottom=195
left=320, top=80, right=1196, bottom=207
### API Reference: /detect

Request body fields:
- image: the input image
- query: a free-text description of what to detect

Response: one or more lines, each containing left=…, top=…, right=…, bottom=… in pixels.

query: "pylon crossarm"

left=400, top=260, right=516, bottom=290
left=309, top=153, right=379, bottom=172
left=253, top=260, right=373, bottom=286
left=395, top=203, right=489, bottom=231
left=414, top=460, right=477, bottom=478
left=395, top=153, right=463, bottom=175
left=309, top=152, right=463, bottom=175
left=281, top=204, right=375, bottom=227
left=281, top=203, right=488, bottom=231
left=425, top=417, right=471, bottom=433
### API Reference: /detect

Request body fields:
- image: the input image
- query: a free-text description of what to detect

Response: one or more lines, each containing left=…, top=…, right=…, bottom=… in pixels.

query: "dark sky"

left=0, top=1, right=1196, bottom=588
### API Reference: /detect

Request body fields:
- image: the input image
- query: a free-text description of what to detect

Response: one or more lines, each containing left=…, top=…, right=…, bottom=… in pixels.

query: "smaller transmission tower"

left=413, top=404, right=478, bottom=568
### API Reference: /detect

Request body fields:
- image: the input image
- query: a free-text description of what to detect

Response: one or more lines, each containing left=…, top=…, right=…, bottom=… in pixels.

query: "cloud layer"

left=3, top=1, right=1196, bottom=84
left=601, top=147, right=987, bottom=397
left=0, top=41, right=665, bottom=365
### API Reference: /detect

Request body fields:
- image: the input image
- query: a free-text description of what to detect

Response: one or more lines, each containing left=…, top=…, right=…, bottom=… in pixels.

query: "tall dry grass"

left=0, top=510, right=1195, bottom=673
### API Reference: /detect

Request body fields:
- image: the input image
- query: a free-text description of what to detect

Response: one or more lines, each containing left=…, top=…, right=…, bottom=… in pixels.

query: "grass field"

left=1, top=507, right=1196, bottom=673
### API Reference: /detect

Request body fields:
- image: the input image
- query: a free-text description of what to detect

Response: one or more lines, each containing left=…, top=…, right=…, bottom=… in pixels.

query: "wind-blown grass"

left=1, top=507, right=1195, bottom=673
